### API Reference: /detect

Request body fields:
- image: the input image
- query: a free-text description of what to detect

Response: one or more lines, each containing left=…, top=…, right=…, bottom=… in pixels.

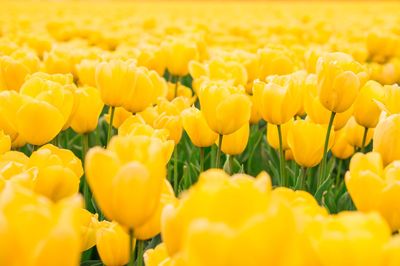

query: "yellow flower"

left=181, top=107, right=218, bottom=148
left=71, top=86, right=104, bottom=134
left=76, top=59, right=99, bottom=86
left=0, top=56, right=30, bottom=91
left=331, top=128, right=354, bottom=159
left=248, top=94, right=262, bottom=125
left=199, top=80, right=251, bottom=135
left=96, top=221, right=133, bottom=266
left=344, top=117, right=374, bottom=148
left=267, top=119, right=293, bottom=150
left=163, top=38, right=199, bottom=76
left=382, top=84, right=400, bottom=115
left=219, top=123, right=249, bottom=155
left=287, top=119, right=334, bottom=168
left=257, top=47, right=297, bottom=79
left=303, top=74, right=353, bottom=130
left=353, top=80, right=384, bottom=128
left=95, top=60, right=136, bottom=107
left=85, top=135, right=166, bottom=228
left=316, top=52, right=367, bottom=113
left=28, top=144, right=83, bottom=201
left=373, top=114, right=400, bottom=166
left=144, top=243, right=171, bottom=266
left=253, top=74, right=302, bottom=125
left=105, top=107, right=132, bottom=129
left=79, top=208, right=100, bottom=251
left=382, top=235, right=400, bottom=266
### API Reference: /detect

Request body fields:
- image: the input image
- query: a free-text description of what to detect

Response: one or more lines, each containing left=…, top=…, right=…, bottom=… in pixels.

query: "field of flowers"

left=1, top=1, right=400, bottom=265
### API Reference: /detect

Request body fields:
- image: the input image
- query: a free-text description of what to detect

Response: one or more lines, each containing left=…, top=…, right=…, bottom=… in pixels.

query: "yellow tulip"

left=267, top=119, right=293, bottom=150
left=199, top=80, right=251, bottom=135
left=163, top=38, right=199, bottom=76
left=373, top=114, right=400, bottom=166
left=253, top=75, right=302, bottom=125
left=105, top=107, right=132, bottom=129
left=71, top=86, right=104, bottom=134
left=144, top=243, right=171, bottom=266
left=135, top=179, right=177, bottom=240
left=28, top=144, right=83, bottom=201
left=303, top=74, right=353, bottom=130
left=79, top=208, right=100, bottom=251
left=166, top=81, right=194, bottom=102
left=287, top=119, right=335, bottom=168
left=95, top=60, right=136, bottom=107
left=353, top=80, right=384, bottom=128
left=0, top=130, right=11, bottom=154
left=248, top=94, right=262, bottom=125
left=85, top=135, right=166, bottom=228
left=181, top=107, right=218, bottom=147
left=382, top=235, right=400, bottom=266
left=96, top=221, right=132, bottom=266
left=382, top=84, right=400, bottom=115
left=367, top=31, right=400, bottom=62
left=43, top=47, right=75, bottom=75
left=331, top=128, right=354, bottom=159
left=257, top=47, right=296, bottom=79
left=0, top=56, right=30, bottom=91
left=316, top=52, right=367, bottom=113
left=344, top=117, right=374, bottom=148
left=76, top=59, right=99, bottom=86
left=220, top=123, right=249, bottom=155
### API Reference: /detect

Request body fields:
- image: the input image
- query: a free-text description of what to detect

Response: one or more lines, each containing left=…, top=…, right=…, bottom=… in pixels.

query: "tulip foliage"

left=1, top=1, right=400, bottom=266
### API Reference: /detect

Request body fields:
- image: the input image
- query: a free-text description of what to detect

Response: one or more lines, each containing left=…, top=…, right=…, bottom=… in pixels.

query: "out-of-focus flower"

left=163, top=38, right=199, bottom=76
left=267, top=119, right=293, bottom=150
left=373, top=114, right=400, bottom=166
left=344, top=117, right=374, bottom=148
left=219, top=123, right=249, bottom=155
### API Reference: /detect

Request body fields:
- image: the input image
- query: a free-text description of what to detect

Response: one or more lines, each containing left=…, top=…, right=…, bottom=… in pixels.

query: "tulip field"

left=1, top=0, right=400, bottom=265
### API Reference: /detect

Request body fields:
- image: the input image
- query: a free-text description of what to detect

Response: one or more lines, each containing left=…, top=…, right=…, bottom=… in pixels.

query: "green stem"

left=360, top=127, right=369, bottom=153
left=136, top=240, right=144, bottom=266
left=277, top=124, right=287, bottom=187
left=216, top=134, right=223, bottom=169
left=300, top=167, right=308, bottom=190
left=335, top=159, right=343, bottom=186
left=228, top=155, right=234, bottom=174
left=127, top=229, right=135, bottom=266
left=106, top=106, right=115, bottom=148
left=81, top=134, right=92, bottom=211
left=319, top=111, right=336, bottom=186
left=199, top=147, right=204, bottom=173
left=173, top=147, right=179, bottom=193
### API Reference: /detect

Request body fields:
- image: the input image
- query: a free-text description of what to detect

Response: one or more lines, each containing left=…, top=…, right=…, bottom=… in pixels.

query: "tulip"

left=0, top=56, right=30, bottom=91
left=71, top=86, right=104, bottom=134
left=382, top=84, right=400, bottom=115
left=287, top=119, right=335, bottom=168
left=344, top=117, right=374, bottom=150
left=85, top=135, right=166, bottom=228
left=331, top=128, right=354, bottom=160
left=257, top=47, right=296, bottom=79
left=353, top=80, right=384, bottom=129
left=373, top=114, right=400, bottom=165
left=316, top=52, right=367, bottom=114
left=0, top=130, right=11, bottom=154
left=144, top=243, right=171, bottom=266
left=76, top=59, right=98, bottom=86
left=181, top=107, right=218, bottom=148
left=220, top=123, right=249, bottom=155
left=79, top=208, right=100, bottom=251
left=267, top=120, right=293, bottom=150
left=163, top=38, right=199, bottom=77
left=96, top=221, right=132, bottom=266
left=105, top=107, right=132, bottom=129
left=43, top=47, right=75, bottom=75
left=248, top=94, right=262, bottom=125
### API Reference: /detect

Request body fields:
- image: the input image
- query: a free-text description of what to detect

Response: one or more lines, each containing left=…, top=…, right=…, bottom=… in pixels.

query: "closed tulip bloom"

left=71, top=86, right=104, bottom=134
left=220, top=123, right=249, bottom=155
left=344, top=117, right=374, bottom=148
left=144, top=243, right=171, bottom=266
left=96, top=221, right=132, bottom=266
left=267, top=120, right=293, bottom=150
left=79, top=208, right=100, bottom=251
left=199, top=81, right=251, bottom=135
left=0, top=130, right=11, bottom=154
left=43, top=47, right=75, bottom=74
left=0, top=90, right=22, bottom=141
left=248, top=94, right=262, bottom=124
left=331, top=128, right=354, bottom=159
left=105, top=107, right=132, bottom=129
left=85, top=135, right=166, bottom=228
left=95, top=60, right=136, bottom=107
left=373, top=114, right=400, bottom=165
left=76, top=59, right=98, bottom=86
left=303, top=74, right=353, bottom=130
left=153, top=113, right=183, bottom=144
left=353, top=80, right=384, bottom=128
left=253, top=76, right=301, bottom=125
left=287, top=119, right=335, bottom=168
left=163, top=38, right=199, bottom=76
left=28, top=144, right=83, bottom=201
left=316, top=52, right=367, bottom=113
left=181, top=107, right=218, bottom=147
left=0, top=56, right=30, bottom=91
left=135, top=179, right=177, bottom=240
left=256, top=47, right=296, bottom=79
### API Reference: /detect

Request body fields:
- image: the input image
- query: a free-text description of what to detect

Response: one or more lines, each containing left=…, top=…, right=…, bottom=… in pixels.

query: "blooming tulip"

left=373, top=114, right=400, bottom=165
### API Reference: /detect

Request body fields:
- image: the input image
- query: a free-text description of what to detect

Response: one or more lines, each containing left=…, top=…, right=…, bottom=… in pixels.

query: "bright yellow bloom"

left=144, top=243, right=171, bottom=266
left=163, top=38, right=199, bottom=76
left=71, top=86, right=104, bottom=134
left=181, top=107, right=218, bottom=147
left=78, top=208, right=100, bottom=251
left=344, top=117, right=374, bottom=148
left=287, top=119, right=334, bottom=168
left=331, top=128, right=354, bottom=159
left=0, top=130, right=11, bottom=154
left=316, top=52, right=367, bottom=113
left=220, top=123, right=249, bottom=155
left=267, top=119, right=293, bottom=150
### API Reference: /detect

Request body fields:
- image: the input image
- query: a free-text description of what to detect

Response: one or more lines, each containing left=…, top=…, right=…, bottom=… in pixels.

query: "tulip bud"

left=353, top=80, right=384, bottom=128
left=163, top=38, right=199, bottom=76
left=331, top=128, right=354, bottom=159
left=71, top=86, right=104, bottom=134
left=373, top=114, right=400, bottom=165
left=287, top=119, right=335, bottom=168
left=199, top=81, right=251, bottom=135
left=181, top=107, right=218, bottom=148
left=220, top=123, right=249, bottom=155
left=316, top=52, right=367, bottom=113
left=96, top=221, right=132, bottom=266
